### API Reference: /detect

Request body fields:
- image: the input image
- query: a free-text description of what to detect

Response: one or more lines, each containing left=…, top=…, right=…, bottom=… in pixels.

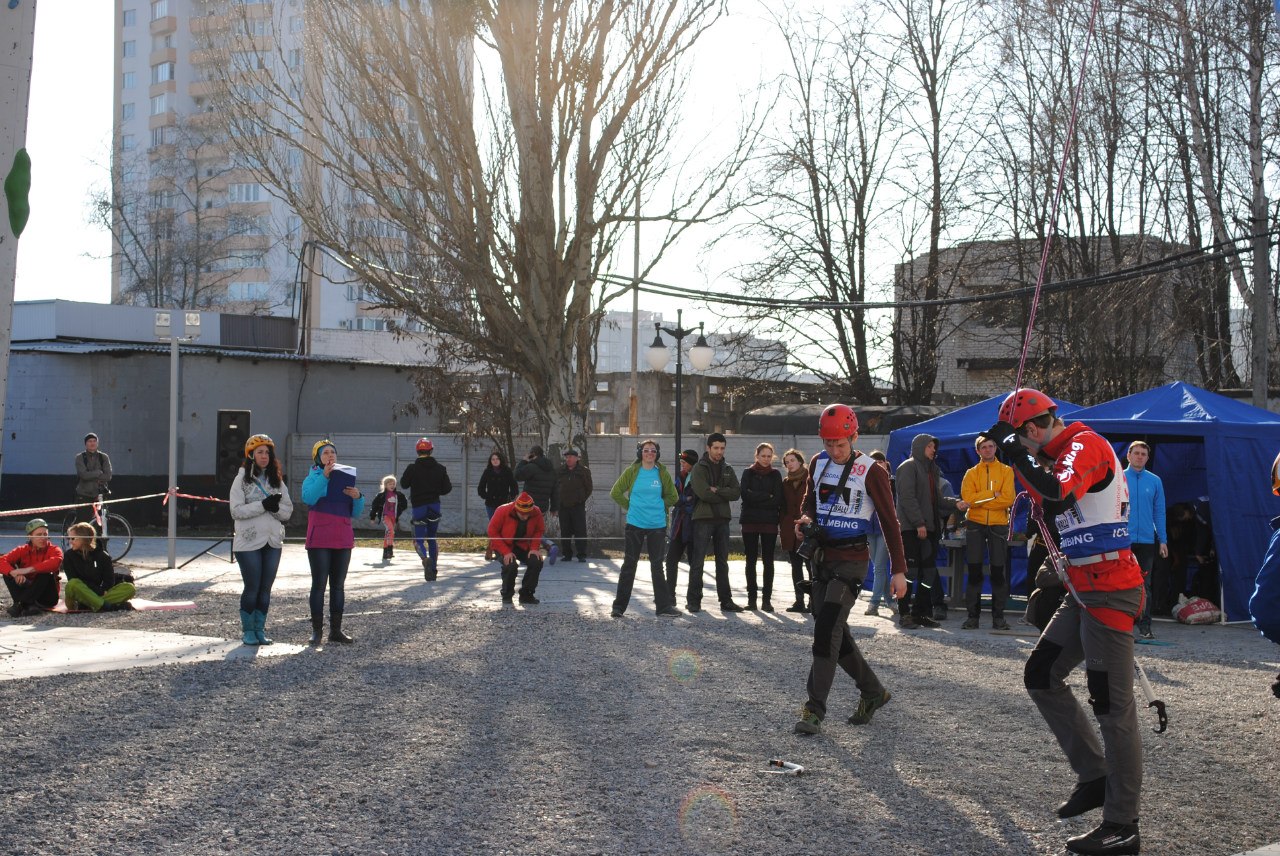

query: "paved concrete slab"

left=1236, top=845, right=1280, bottom=855
left=0, top=625, right=304, bottom=680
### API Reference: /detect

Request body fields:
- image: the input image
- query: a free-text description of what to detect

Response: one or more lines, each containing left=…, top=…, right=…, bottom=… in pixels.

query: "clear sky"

left=14, top=4, right=782, bottom=319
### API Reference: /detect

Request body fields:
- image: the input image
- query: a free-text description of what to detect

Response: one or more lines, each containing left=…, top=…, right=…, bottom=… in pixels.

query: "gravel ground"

left=1, top=546, right=1277, bottom=856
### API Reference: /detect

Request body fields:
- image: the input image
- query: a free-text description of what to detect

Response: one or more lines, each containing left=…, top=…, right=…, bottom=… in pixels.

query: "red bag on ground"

left=1174, top=594, right=1220, bottom=625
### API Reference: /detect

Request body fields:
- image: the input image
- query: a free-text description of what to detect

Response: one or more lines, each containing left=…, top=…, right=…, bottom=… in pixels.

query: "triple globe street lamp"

left=645, top=308, right=715, bottom=476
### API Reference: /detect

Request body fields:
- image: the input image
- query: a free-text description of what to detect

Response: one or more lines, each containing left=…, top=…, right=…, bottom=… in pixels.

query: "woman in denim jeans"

left=864, top=451, right=895, bottom=616
left=230, top=434, right=293, bottom=645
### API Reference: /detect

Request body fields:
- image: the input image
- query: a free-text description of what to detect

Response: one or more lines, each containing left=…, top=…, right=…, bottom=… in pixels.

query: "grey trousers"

left=804, top=559, right=884, bottom=720
left=1024, top=586, right=1143, bottom=824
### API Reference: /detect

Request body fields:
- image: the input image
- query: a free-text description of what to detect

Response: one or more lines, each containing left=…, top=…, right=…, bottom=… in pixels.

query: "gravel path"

left=1, top=546, right=1277, bottom=855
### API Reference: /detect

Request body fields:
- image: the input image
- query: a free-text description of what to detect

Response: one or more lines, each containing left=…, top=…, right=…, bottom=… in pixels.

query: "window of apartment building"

left=150, top=126, right=175, bottom=147
left=123, top=9, right=137, bottom=26
left=346, top=284, right=370, bottom=302
left=151, top=61, right=175, bottom=84
left=121, top=102, right=135, bottom=120
left=287, top=48, right=304, bottom=69
left=150, top=93, right=168, bottom=116
left=596, top=380, right=609, bottom=392
left=151, top=0, right=168, bottom=20
left=122, top=71, right=136, bottom=90
left=230, top=214, right=270, bottom=236
left=228, top=183, right=263, bottom=204
left=123, top=40, right=136, bottom=58
left=227, top=282, right=271, bottom=302
left=354, top=317, right=389, bottom=332
left=121, top=134, right=136, bottom=151
left=289, top=15, right=304, bottom=33
left=150, top=189, right=175, bottom=209
left=242, top=17, right=269, bottom=36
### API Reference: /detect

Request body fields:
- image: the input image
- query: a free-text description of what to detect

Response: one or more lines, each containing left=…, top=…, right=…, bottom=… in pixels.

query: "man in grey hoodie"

left=894, top=434, right=967, bottom=629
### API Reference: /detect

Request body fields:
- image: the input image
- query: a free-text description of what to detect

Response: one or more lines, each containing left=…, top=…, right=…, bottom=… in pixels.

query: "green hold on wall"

left=5, top=148, right=32, bottom=239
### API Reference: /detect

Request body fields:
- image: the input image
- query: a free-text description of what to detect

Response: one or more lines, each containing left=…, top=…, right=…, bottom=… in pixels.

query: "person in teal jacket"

left=1250, top=450, right=1280, bottom=698
left=302, top=439, right=365, bottom=644
left=609, top=439, right=680, bottom=617
left=1124, top=441, right=1167, bottom=639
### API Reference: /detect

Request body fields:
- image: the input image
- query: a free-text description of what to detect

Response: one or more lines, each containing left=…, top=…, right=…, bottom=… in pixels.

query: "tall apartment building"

left=111, top=0, right=407, bottom=333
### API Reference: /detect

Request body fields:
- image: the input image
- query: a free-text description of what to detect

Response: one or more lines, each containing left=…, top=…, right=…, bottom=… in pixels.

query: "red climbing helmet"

left=818, top=404, right=859, bottom=439
left=998, top=388, right=1055, bottom=429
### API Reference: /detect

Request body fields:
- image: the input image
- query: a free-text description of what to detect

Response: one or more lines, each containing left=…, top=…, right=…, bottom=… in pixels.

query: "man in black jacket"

left=401, top=438, right=452, bottom=580
left=514, top=445, right=556, bottom=513
left=552, top=448, right=594, bottom=561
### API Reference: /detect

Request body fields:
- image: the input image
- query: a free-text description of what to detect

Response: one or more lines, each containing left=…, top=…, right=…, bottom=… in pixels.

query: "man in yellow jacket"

left=960, top=434, right=1016, bottom=629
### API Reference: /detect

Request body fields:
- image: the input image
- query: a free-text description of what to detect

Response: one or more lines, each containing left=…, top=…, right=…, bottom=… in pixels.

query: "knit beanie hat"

left=514, top=492, right=536, bottom=512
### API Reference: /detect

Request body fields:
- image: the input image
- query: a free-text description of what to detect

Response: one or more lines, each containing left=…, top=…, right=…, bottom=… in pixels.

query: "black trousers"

left=4, top=573, right=59, bottom=609
left=558, top=504, right=589, bottom=559
left=501, top=548, right=544, bottom=597
left=664, top=536, right=693, bottom=603
left=899, top=528, right=941, bottom=618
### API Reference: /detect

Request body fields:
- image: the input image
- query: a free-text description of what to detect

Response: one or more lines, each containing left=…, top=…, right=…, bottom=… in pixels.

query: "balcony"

left=150, top=15, right=177, bottom=37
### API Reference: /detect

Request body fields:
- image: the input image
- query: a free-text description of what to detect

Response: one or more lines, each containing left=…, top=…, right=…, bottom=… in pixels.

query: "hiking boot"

left=519, top=593, right=540, bottom=605
left=993, top=617, right=1011, bottom=631
left=501, top=593, right=514, bottom=604
left=787, top=600, right=807, bottom=613
left=961, top=616, right=980, bottom=629
left=686, top=603, right=702, bottom=613
left=657, top=606, right=683, bottom=617
left=793, top=706, right=822, bottom=735
left=1065, top=821, right=1140, bottom=855
left=899, top=615, right=920, bottom=629
left=915, top=615, right=941, bottom=629
left=865, top=604, right=880, bottom=616
left=848, top=690, right=891, bottom=725
left=610, top=608, right=624, bottom=619
left=382, top=546, right=393, bottom=562
left=761, top=600, right=774, bottom=613
left=1057, top=776, right=1107, bottom=819
left=721, top=602, right=745, bottom=613
left=932, top=605, right=948, bottom=621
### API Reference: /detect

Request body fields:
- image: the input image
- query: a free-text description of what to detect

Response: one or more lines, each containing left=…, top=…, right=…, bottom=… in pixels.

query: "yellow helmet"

left=244, top=434, right=275, bottom=457
left=312, top=438, right=336, bottom=466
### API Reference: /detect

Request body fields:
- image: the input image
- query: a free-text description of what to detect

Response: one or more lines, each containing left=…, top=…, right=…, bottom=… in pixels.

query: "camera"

left=795, top=522, right=822, bottom=562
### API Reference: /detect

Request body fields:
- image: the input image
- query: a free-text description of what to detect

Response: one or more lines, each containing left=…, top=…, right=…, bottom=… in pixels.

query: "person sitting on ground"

left=61, top=522, right=136, bottom=612
left=487, top=492, right=546, bottom=605
left=1, top=519, right=64, bottom=616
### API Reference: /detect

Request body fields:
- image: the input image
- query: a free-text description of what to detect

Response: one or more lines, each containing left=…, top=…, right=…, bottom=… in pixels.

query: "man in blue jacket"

left=1124, top=441, right=1167, bottom=640
left=1250, top=451, right=1280, bottom=698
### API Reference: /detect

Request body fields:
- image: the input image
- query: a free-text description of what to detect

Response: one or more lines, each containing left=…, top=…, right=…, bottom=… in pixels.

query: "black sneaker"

left=1057, top=776, right=1106, bottom=818
left=899, top=615, right=920, bottom=629
left=721, top=602, right=745, bottom=613
left=519, top=593, right=540, bottom=605
left=1065, top=821, right=1140, bottom=855
left=961, top=617, right=980, bottom=629
left=992, top=617, right=1011, bottom=631
left=610, top=608, right=624, bottom=619
left=914, top=615, right=941, bottom=629
left=656, top=607, right=683, bottom=617
left=685, top=603, right=702, bottom=613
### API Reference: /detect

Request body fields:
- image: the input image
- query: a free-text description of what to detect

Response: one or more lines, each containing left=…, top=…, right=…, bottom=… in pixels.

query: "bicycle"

left=62, top=491, right=134, bottom=562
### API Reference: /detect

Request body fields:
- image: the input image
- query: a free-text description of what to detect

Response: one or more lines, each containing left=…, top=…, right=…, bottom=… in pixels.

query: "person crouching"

left=487, top=492, right=546, bottom=605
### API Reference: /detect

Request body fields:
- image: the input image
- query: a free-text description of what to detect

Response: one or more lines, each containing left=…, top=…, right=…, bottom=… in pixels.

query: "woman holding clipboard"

left=302, top=439, right=365, bottom=644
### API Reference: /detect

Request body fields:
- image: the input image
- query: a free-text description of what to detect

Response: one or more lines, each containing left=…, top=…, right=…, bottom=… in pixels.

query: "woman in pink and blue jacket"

left=302, top=439, right=365, bottom=645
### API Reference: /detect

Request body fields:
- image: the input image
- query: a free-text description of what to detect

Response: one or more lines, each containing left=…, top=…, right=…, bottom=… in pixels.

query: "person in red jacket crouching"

left=2, top=519, right=63, bottom=616
left=487, top=492, right=546, bottom=605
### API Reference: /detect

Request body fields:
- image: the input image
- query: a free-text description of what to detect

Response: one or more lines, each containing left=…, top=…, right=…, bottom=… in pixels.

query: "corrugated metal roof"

left=9, top=340, right=406, bottom=367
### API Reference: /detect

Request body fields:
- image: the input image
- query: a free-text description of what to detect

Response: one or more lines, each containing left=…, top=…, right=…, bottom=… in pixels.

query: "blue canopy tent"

left=885, top=394, right=1081, bottom=594
left=1067, top=382, right=1280, bottom=622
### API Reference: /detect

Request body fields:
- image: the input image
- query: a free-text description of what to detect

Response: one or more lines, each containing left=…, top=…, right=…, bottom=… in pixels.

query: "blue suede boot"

left=240, top=609, right=259, bottom=646
left=253, top=610, right=273, bottom=645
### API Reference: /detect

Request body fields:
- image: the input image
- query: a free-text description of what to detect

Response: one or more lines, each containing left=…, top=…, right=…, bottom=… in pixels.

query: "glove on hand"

left=985, top=421, right=1019, bottom=449
left=261, top=493, right=282, bottom=513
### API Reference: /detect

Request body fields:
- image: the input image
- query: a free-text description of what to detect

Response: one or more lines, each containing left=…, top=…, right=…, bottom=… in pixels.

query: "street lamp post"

left=646, top=309, right=714, bottom=478
left=155, top=310, right=201, bottom=569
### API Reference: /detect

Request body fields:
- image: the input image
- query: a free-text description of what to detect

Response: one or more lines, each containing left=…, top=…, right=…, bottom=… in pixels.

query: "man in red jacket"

left=2, top=518, right=63, bottom=616
left=989, top=388, right=1144, bottom=856
left=487, top=492, right=546, bottom=605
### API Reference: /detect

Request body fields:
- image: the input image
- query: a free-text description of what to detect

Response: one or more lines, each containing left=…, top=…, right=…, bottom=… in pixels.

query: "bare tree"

left=202, top=0, right=750, bottom=448
left=730, top=6, right=901, bottom=403
left=91, top=121, right=286, bottom=311
left=887, top=0, right=990, bottom=403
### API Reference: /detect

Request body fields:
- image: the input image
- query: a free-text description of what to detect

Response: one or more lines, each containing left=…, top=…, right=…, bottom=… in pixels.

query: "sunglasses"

left=641, top=447, right=658, bottom=454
